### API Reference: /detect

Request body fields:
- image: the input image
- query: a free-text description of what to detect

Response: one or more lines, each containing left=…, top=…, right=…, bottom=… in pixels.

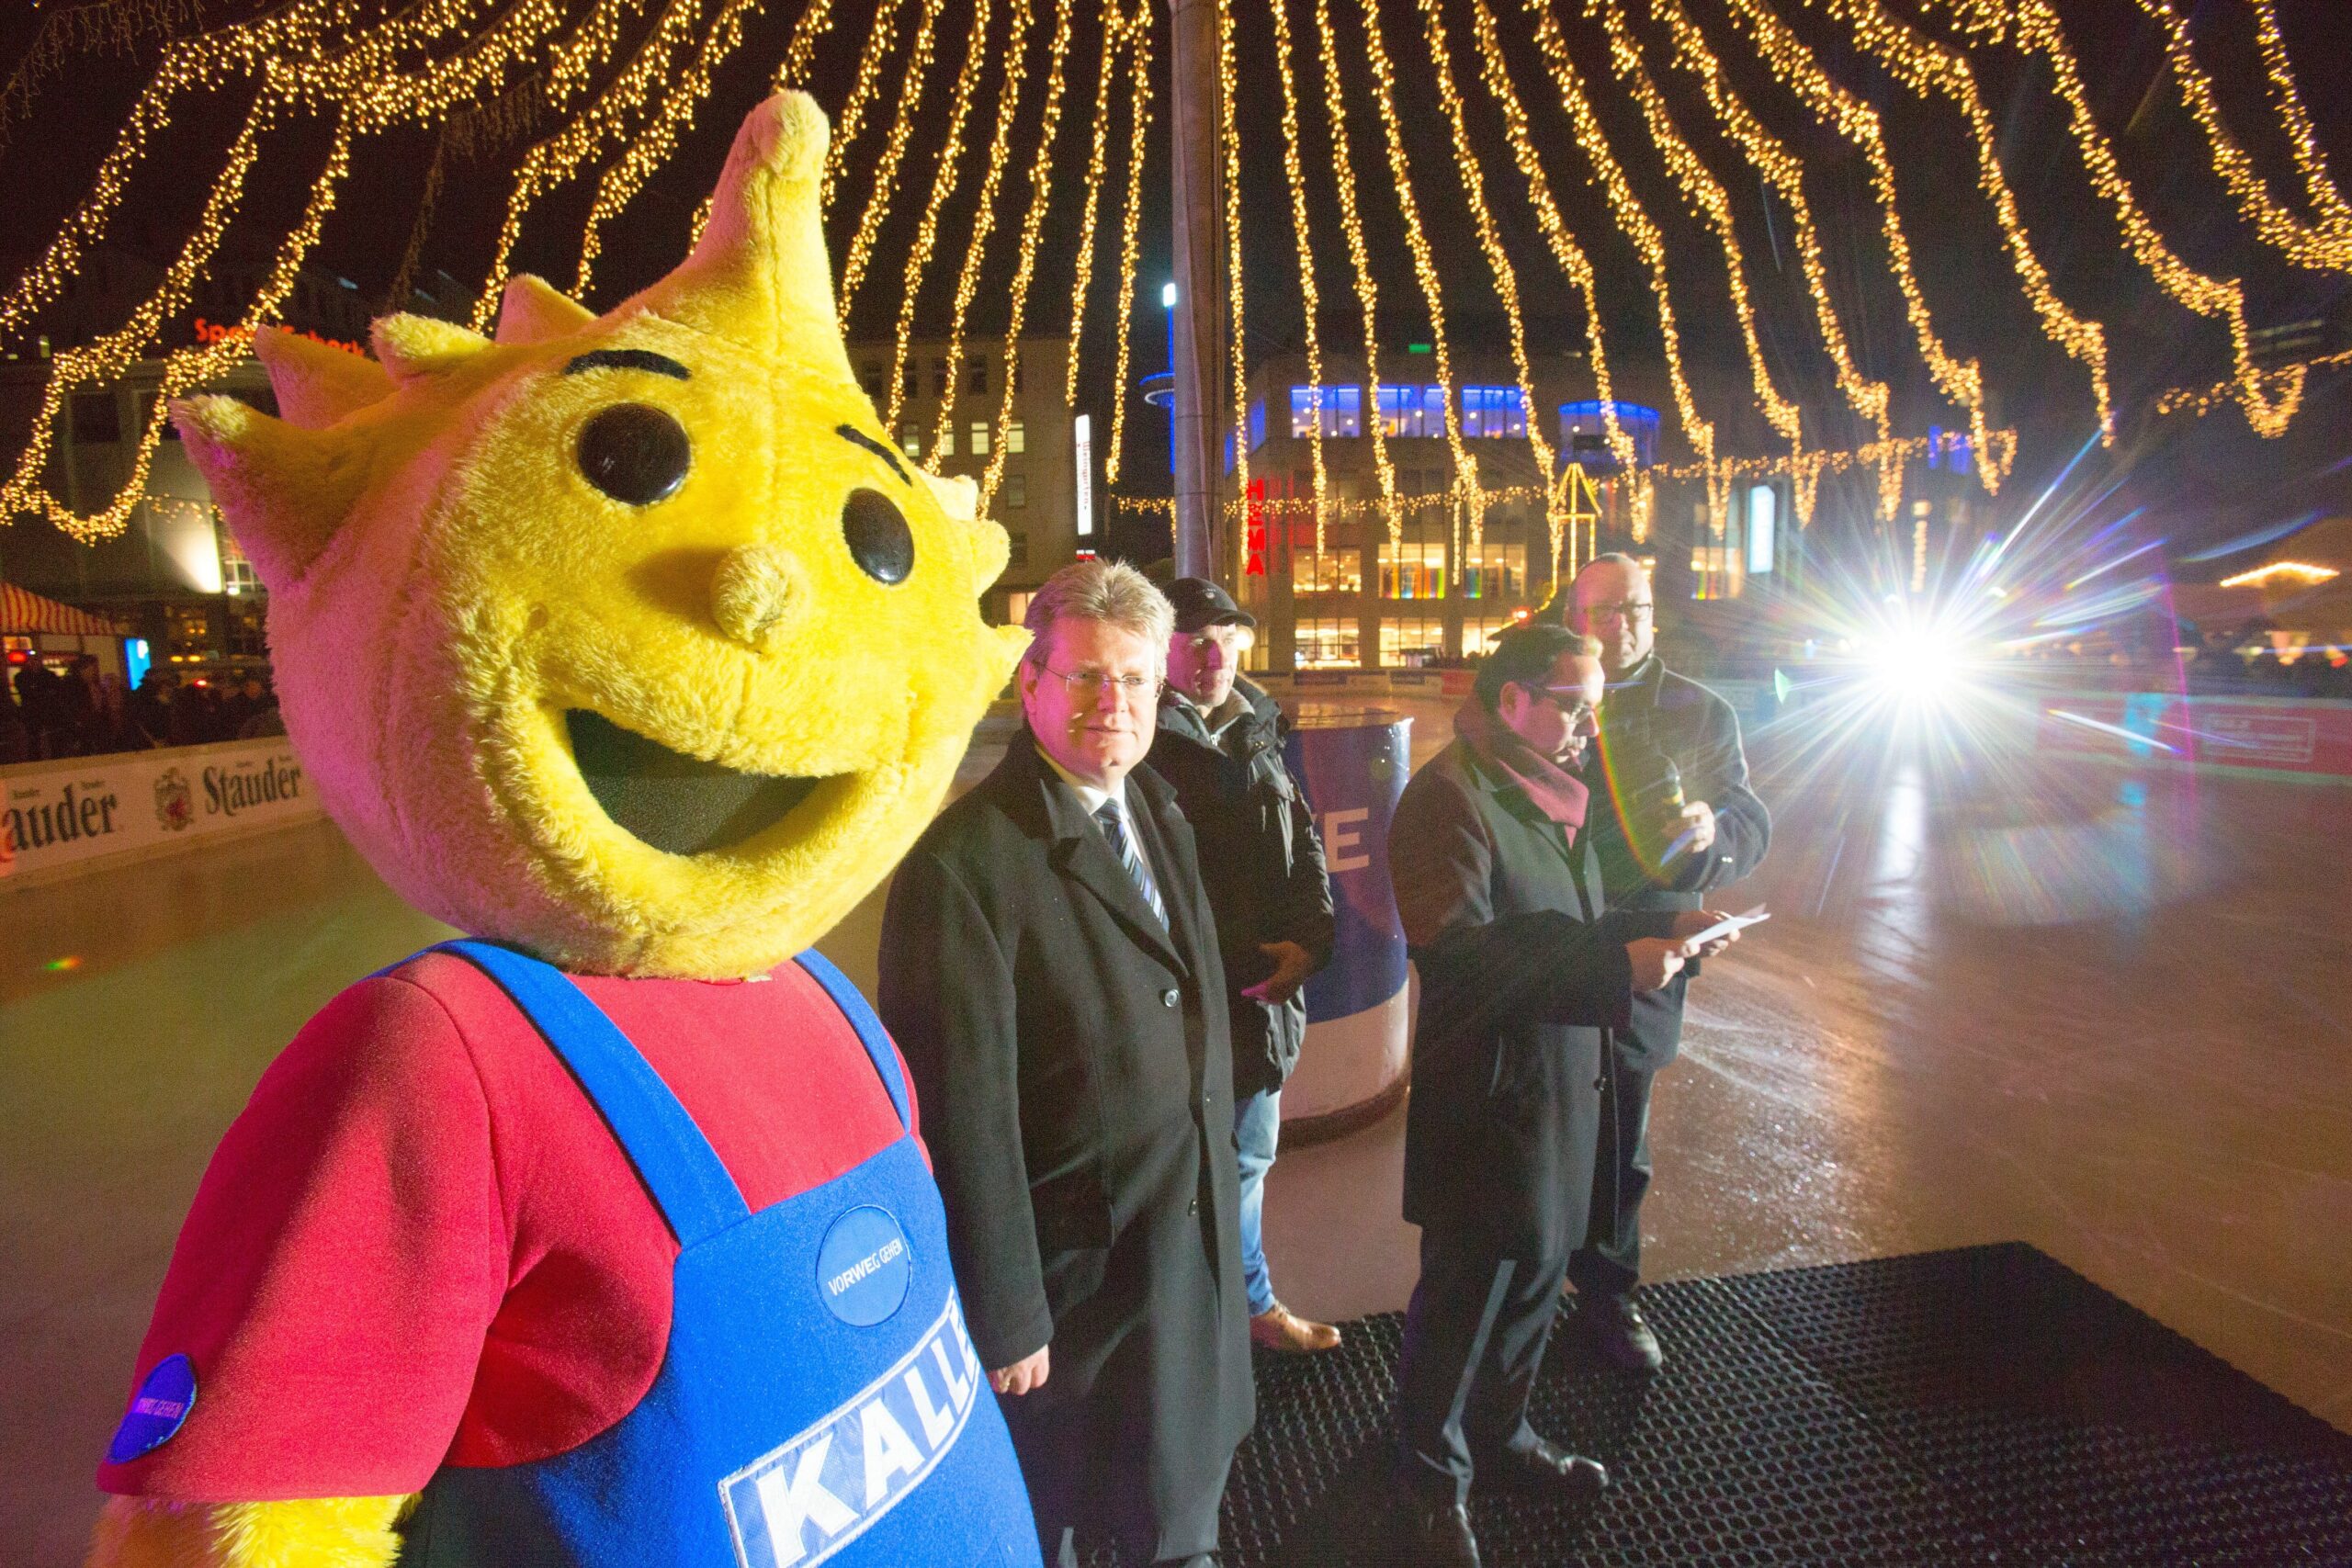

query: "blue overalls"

left=393, top=941, right=1043, bottom=1568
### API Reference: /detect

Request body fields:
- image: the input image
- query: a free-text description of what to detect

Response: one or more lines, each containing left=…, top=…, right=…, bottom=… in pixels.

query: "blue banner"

left=1285, top=715, right=1412, bottom=1021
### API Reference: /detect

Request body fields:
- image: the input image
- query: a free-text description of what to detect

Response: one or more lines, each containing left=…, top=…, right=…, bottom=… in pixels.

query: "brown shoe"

left=1250, top=1302, right=1341, bottom=1353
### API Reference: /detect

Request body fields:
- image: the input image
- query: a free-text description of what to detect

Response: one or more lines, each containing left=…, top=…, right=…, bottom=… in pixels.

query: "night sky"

left=2, top=0, right=2346, bottom=561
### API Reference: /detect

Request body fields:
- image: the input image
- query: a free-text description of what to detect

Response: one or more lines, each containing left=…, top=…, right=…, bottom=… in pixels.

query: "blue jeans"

left=1235, top=1088, right=1281, bottom=1315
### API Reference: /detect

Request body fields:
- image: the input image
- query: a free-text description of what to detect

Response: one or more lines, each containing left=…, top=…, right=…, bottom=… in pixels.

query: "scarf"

left=1455, top=697, right=1590, bottom=838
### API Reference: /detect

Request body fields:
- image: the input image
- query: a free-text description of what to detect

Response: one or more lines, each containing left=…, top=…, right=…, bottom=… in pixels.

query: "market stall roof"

left=1, top=581, right=123, bottom=637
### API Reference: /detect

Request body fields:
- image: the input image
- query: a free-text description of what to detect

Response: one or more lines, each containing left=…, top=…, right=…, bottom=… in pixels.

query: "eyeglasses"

left=1037, top=662, right=1165, bottom=703
left=1535, top=685, right=1600, bottom=726
left=1580, top=601, right=1654, bottom=624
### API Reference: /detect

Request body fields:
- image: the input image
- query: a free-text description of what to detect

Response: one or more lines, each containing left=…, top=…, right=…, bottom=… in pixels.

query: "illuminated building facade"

left=1226, top=351, right=1802, bottom=670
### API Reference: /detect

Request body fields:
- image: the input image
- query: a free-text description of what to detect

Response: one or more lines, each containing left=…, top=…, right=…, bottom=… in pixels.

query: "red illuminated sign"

left=1245, top=479, right=1267, bottom=577
left=193, top=317, right=366, bottom=358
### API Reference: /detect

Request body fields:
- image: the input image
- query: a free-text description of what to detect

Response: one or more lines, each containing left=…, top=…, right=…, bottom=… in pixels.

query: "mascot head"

left=175, top=94, right=1030, bottom=977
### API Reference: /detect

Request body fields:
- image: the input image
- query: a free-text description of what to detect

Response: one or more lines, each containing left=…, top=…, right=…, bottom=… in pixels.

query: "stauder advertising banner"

left=2, top=736, right=321, bottom=882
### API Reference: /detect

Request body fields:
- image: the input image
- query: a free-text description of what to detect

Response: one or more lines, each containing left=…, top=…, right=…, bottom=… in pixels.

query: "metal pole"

left=1165, top=0, right=1222, bottom=580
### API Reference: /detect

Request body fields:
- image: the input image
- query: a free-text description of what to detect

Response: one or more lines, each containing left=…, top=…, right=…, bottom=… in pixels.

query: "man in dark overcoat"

left=1386, top=623, right=1736, bottom=1567
left=879, top=560, right=1252, bottom=1568
left=1551, top=553, right=1770, bottom=1371
left=1148, top=576, right=1340, bottom=1356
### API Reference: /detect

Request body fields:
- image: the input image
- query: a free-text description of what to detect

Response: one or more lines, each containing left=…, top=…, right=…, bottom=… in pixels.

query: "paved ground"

left=6, top=697, right=2347, bottom=1564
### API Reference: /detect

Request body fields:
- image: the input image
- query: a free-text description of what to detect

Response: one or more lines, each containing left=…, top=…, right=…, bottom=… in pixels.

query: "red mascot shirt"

left=98, top=949, right=917, bottom=1502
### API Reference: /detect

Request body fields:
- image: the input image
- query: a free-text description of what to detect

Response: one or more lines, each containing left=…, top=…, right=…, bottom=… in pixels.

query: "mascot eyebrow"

left=564, top=348, right=692, bottom=380
left=832, top=423, right=912, bottom=486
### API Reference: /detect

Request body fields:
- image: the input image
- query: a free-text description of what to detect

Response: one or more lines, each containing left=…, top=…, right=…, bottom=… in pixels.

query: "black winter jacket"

left=1148, top=678, right=1337, bottom=1098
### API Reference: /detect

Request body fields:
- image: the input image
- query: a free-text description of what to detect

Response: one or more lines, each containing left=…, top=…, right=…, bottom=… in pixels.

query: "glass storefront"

left=1379, top=612, right=1446, bottom=668
left=1295, top=613, right=1361, bottom=668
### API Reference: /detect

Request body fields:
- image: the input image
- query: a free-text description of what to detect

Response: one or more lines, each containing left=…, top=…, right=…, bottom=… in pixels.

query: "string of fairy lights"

left=925, top=0, right=1037, bottom=463
left=1059, top=0, right=1125, bottom=410
left=1216, top=0, right=1250, bottom=545
left=1109, top=430, right=2004, bottom=522
left=1263, top=0, right=1330, bottom=549
left=0, top=0, right=2345, bottom=559
left=2247, top=1, right=2352, bottom=241
left=975, top=0, right=1080, bottom=511
left=2126, top=0, right=2352, bottom=276
left=833, top=0, right=950, bottom=329
left=1596, top=1, right=1802, bottom=472
left=1306, top=0, right=1398, bottom=525
left=1357, top=0, right=1483, bottom=563
left=818, top=0, right=905, bottom=207
left=1465, top=0, right=1643, bottom=547
left=1723, top=0, right=2005, bottom=494
left=1809, top=0, right=2113, bottom=448
left=878, top=0, right=1000, bottom=434
left=1521, top=0, right=1719, bottom=517
left=1646, top=0, right=1887, bottom=524
left=1412, top=0, right=1563, bottom=571
left=573, top=0, right=779, bottom=298
left=1998, top=0, right=2306, bottom=435
left=1102, top=6, right=1152, bottom=488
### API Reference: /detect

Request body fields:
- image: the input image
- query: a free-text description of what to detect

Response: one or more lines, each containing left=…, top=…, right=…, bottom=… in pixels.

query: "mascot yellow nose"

left=711, top=544, right=808, bottom=652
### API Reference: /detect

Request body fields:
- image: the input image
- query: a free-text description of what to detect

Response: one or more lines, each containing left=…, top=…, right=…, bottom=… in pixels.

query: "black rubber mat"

left=1080, top=1242, right=2352, bottom=1565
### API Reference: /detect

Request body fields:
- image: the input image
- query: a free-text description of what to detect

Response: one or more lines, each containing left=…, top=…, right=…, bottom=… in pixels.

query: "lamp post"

left=1141, top=281, right=1178, bottom=478
left=1166, top=0, right=1223, bottom=581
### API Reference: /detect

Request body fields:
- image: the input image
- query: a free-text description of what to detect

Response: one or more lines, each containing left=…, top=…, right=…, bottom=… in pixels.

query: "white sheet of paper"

left=1683, top=910, right=1770, bottom=948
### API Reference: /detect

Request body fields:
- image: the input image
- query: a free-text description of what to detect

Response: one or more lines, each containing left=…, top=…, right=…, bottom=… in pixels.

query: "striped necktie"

left=1093, top=799, right=1168, bottom=929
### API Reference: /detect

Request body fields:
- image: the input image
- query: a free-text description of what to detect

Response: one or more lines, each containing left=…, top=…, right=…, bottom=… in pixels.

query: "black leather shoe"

left=1480, top=1437, right=1609, bottom=1499
left=1392, top=1495, right=1481, bottom=1567
left=1577, top=1293, right=1664, bottom=1372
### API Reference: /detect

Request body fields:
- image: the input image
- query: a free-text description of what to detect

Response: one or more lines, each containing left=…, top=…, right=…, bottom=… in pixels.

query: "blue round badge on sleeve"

left=107, top=1354, right=198, bottom=1464
left=816, top=1205, right=911, bottom=1326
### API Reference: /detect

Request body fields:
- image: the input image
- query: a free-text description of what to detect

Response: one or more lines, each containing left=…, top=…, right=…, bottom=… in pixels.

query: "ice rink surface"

left=5, top=694, right=2347, bottom=1563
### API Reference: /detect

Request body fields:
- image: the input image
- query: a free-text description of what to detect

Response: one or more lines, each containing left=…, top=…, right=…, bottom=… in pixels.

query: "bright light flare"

left=1848, top=603, right=1994, bottom=713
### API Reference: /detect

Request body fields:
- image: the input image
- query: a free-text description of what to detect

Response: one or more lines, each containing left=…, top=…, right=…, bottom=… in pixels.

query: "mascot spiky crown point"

left=90, top=95, right=1042, bottom=1568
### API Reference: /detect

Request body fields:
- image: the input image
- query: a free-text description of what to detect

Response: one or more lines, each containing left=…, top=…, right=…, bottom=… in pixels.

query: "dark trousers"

left=1393, top=1228, right=1572, bottom=1505
left=1004, top=1389, right=1230, bottom=1567
left=1567, top=1052, right=1656, bottom=1301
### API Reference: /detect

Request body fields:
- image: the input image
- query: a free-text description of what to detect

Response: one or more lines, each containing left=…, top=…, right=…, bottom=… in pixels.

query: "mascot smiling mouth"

left=566, top=708, right=829, bottom=857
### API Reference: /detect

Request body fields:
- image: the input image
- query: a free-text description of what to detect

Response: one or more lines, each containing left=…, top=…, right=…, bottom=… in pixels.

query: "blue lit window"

left=1558, top=400, right=1660, bottom=468
left=1249, top=400, right=1266, bottom=452
left=1461, top=386, right=1525, bottom=439
left=1376, top=384, right=1448, bottom=438
left=1289, top=385, right=1362, bottom=437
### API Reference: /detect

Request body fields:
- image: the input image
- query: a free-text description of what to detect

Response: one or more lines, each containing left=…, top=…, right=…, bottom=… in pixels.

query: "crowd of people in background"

left=0, top=660, right=282, bottom=765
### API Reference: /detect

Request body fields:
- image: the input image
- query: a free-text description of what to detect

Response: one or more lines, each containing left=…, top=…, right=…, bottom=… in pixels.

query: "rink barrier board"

left=1263, top=672, right=2352, bottom=779
left=2031, top=690, right=2352, bottom=783
left=2, top=736, right=322, bottom=887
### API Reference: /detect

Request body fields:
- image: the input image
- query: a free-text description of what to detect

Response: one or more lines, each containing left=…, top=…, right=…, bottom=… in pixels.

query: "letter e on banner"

left=1322, top=807, right=1371, bottom=874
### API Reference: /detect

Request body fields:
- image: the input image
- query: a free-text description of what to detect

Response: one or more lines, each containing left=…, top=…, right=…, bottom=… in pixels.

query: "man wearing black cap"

left=1148, top=577, right=1342, bottom=1355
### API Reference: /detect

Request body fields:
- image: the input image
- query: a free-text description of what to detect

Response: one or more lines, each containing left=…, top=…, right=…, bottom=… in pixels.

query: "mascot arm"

left=88, top=1495, right=413, bottom=1568
left=90, top=976, right=506, bottom=1567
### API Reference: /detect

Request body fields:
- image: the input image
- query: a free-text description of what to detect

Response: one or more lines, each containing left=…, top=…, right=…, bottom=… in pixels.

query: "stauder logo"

left=8, top=777, right=125, bottom=852
left=154, top=768, right=195, bottom=832
left=201, top=753, right=303, bottom=819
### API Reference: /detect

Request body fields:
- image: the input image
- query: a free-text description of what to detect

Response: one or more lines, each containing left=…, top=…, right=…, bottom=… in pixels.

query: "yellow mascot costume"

left=88, top=93, right=1041, bottom=1568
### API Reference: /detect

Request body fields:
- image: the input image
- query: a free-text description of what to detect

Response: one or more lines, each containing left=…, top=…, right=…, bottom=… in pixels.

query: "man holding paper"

left=1552, top=553, right=1772, bottom=1373
left=1385, top=624, right=1737, bottom=1565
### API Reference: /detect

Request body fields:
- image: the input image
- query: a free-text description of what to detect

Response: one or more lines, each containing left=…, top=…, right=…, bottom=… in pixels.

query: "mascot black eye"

left=842, top=488, right=915, bottom=585
left=578, top=403, right=691, bottom=506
